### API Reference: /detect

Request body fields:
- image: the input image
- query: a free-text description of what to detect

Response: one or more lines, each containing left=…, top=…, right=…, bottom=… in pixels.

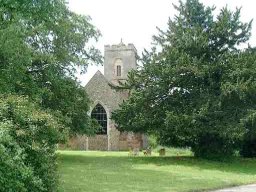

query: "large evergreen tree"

left=112, top=0, right=256, bottom=158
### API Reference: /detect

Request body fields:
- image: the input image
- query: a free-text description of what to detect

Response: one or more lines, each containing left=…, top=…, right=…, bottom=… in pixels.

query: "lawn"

left=58, top=149, right=256, bottom=192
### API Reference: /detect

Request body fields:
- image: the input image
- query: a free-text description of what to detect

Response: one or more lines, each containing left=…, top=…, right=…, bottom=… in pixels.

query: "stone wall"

left=88, top=135, right=108, bottom=151
left=59, top=132, right=145, bottom=151
left=59, top=135, right=88, bottom=150
left=119, top=132, right=144, bottom=151
left=108, top=125, right=120, bottom=151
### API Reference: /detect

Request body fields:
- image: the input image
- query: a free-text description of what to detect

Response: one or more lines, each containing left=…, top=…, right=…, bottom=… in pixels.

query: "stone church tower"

left=104, top=42, right=137, bottom=84
left=70, top=42, right=146, bottom=151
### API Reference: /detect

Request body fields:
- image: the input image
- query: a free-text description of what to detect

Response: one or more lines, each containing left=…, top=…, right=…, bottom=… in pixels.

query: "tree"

left=112, top=0, right=255, bottom=159
left=0, top=0, right=102, bottom=134
left=0, top=0, right=101, bottom=190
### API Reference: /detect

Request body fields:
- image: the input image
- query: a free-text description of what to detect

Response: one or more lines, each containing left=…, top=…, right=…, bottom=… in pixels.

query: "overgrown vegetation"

left=0, top=0, right=101, bottom=190
left=112, top=0, right=256, bottom=159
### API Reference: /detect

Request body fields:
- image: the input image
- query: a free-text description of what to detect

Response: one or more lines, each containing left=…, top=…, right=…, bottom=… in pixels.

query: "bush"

left=240, top=138, right=256, bottom=158
left=240, top=113, right=256, bottom=158
left=0, top=123, right=43, bottom=192
left=148, top=134, right=158, bottom=149
left=192, top=133, right=236, bottom=159
left=0, top=95, right=67, bottom=191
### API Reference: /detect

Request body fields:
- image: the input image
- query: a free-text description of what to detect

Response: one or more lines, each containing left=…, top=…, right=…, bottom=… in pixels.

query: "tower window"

left=117, top=65, right=121, bottom=76
left=91, top=104, right=107, bottom=134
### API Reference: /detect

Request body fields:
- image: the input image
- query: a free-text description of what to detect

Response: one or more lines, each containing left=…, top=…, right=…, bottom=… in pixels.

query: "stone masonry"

left=66, top=42, right=147, bottom=151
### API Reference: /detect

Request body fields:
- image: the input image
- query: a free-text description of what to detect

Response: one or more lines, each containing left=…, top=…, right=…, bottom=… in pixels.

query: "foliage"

left=0, top=95, right=67, bottom=191
left=0, top=1, right=101, bottom=190
left=0, top=125, right=43, bottom=192
left=240, top=98, right=256, bottom=157
left=0, top=0, right=102, bottom=134
left=147, top=134, right=158, bottom=149
left=41, top=76, right=98, bottom=135
left=112, top=0, right=255, bottom=159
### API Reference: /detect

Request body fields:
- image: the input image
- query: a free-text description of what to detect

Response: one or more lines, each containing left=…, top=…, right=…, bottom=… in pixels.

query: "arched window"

left=116, top=65, right=121, bottom=76
left=91, top=104, right=107, bottom=134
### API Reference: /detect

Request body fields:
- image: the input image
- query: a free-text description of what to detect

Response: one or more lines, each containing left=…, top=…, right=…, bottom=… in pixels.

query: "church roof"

left=85, top=70, right=108, bottom=88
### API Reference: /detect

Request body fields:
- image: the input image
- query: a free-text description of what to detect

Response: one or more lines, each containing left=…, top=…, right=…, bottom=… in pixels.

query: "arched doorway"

left=91, top=103, right=107, bottom=134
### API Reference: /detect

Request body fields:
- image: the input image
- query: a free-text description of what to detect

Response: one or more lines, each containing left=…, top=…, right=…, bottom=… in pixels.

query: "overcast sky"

left=68, top=0, right=256, bottom=85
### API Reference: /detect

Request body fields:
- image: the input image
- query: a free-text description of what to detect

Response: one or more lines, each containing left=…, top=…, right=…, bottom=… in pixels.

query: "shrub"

left=240, top=138, right=256, bottom=158
left=148, top=134, right=158, bottom=149
left=0, top=95, right=67, bottom=191
left=192, top=133, right=236, bottom=159
left=240, top=112, right=256, bottom=158
left=0, top=123, right=43, bottom=192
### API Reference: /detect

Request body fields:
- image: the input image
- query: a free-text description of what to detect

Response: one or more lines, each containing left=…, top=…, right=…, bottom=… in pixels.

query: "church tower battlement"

left=104, top=41, right=137, bottom=83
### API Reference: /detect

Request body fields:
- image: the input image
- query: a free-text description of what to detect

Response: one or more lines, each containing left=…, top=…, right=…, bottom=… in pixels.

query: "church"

left=68, top=42, right=147, bottom=151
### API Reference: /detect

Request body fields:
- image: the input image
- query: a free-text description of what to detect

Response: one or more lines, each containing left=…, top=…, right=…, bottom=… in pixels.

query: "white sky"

left=68, top=0, right=256, bottom=86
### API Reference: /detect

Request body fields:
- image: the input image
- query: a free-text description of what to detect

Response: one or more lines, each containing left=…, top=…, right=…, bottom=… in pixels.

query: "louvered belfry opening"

left=116, top=65, right=121, bottom=76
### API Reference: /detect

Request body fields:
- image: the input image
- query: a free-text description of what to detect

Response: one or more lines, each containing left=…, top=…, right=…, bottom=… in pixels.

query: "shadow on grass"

left=135, top=156, right=256, bottom=175
left=58, top=152, right=256, bottom=176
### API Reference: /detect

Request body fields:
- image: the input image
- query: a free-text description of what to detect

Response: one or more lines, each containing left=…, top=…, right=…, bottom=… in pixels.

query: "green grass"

left=58, top=150, right=256, bottom=192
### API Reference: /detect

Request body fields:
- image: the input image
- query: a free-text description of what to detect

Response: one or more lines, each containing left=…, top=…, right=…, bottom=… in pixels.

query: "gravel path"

left=211, top=184, right=256, bottom=192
